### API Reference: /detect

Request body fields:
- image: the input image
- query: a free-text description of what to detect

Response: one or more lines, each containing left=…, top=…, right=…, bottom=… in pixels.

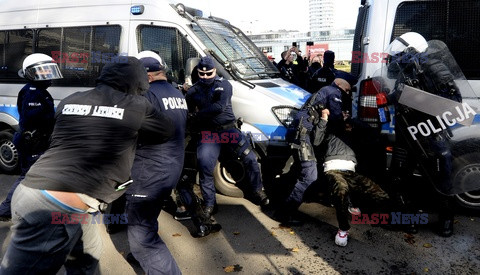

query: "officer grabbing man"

left=186, top=56, right=269, bottom=222
left=125, top=51, right=186, bottom=274
left=1, top=56, right=174, bottom=274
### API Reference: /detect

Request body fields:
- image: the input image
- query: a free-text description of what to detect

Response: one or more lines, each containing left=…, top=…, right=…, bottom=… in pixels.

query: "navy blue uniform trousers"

left=197, top=128, right=262, bottom=207
left=125, top=155, right=182, bottom=275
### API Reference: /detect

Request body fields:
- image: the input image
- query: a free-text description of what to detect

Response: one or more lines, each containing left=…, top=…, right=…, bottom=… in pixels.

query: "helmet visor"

left=24, top=63, right=63, bottom=81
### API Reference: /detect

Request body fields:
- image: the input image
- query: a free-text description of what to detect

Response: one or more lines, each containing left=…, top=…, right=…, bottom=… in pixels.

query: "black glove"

left=308, top=109, right=320, bottom=125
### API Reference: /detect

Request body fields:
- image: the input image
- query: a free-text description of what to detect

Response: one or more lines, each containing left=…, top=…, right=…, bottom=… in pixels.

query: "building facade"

left=249, top=0, right=355, bottom=62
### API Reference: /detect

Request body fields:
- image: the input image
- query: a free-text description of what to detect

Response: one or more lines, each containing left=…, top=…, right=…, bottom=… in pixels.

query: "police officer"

left=0, top=53, right=61, bottom=221
left=277, top=76, right=356, bottom=225
left=314, top=77, right=355, bottom=136
left=124, top=51, right=186, bottom=274
left=1, top=56, right=174, bottom=274
left=308, top=50, right=336, bottom=93
left=186, top=56, right=269, bottom=221
left=275, top=99, right=329, bottom=225
left=386, top=32, right=457, bottom=237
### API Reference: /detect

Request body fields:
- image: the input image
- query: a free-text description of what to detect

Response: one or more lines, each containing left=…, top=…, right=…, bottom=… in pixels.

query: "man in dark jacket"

left=277, top=47, right=308, bottom=89
left=0, top=57, right=174, bottom=274
left=317, top=130, right=391, bottom=247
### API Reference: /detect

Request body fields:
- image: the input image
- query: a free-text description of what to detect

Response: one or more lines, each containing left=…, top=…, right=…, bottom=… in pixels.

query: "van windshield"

left=191, top=18, right=278, bottom=80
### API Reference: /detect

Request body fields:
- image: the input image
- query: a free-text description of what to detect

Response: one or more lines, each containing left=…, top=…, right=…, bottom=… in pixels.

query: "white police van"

left=350, top=0, right=480, bottom=209
left=0, top=0, right=309, bottom=196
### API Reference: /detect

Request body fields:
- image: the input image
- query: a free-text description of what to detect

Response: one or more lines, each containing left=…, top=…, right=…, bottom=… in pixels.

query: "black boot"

left=438, top=218, right=454, bottom=237
left=194, top=222, right=222, bottom=238
left=273, top=201, right=303, bottom=226
left=252, top=189, right=270, bottom=207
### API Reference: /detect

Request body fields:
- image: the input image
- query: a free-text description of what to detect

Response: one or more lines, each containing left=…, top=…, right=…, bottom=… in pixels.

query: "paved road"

left=0, top=173, right=479, bottom=274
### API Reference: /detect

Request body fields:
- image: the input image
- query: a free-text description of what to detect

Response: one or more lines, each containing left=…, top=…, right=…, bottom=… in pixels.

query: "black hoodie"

left=22, top=57, right=174, bottom=203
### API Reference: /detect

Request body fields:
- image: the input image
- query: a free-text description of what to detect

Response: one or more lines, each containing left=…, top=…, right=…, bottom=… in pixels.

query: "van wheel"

left=455, top=191, right=480, bottom=210
left=0, top=130, right=19, bottom=174
left=452, top=153, right=480, bottom=210
left=213, top=159, right=245, bottom=198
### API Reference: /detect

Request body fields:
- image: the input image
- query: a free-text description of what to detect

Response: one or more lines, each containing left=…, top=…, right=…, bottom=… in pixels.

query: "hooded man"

left=0, top=56, right=174, bottom=274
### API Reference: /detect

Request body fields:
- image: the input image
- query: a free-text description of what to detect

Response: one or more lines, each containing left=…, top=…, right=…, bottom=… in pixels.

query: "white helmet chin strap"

left=396, top=36, right=410, bottom=48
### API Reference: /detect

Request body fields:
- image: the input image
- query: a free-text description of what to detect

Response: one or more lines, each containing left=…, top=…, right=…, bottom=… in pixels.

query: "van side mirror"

left=185, top=57, right=200, bottom=85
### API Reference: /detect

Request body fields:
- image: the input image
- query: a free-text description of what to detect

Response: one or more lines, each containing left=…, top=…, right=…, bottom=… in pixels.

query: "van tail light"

left=358, top=78, right=391, bottom=126
left=376, top=92, right=390, bottom=123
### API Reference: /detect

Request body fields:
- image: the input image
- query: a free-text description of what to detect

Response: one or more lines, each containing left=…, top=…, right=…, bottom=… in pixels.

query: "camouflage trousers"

left=325, top=170, right=390, bottom=231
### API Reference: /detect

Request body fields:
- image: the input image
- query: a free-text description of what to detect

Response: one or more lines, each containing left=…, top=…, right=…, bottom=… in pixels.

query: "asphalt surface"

left=0, top=173, right=479, bottom=274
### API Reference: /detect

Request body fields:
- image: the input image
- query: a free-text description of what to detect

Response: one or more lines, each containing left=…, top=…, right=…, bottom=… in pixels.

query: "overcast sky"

left=169, top=0, right=360, bottom=33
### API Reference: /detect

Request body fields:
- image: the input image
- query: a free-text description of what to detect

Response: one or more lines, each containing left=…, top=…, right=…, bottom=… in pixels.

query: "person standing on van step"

left=186, top=56, right=270, bottom=222
left=0, top=53, right=60, bottom=222
left=0, top=56, right=174, bottom=274
left=123, top=51, right=186, bottom=274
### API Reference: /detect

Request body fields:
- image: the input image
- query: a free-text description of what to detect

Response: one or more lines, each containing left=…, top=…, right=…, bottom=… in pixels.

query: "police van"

left=350, top=0, right=480, bottom=209
left=0, top=0, right=309, bottom=197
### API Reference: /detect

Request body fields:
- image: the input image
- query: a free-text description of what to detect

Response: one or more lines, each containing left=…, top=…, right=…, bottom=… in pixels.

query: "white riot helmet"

left=19, top=53, right=63, bottom=81
left=136, top=50, right=167, bottom=71
left=386, top=32, right=428, bottom=56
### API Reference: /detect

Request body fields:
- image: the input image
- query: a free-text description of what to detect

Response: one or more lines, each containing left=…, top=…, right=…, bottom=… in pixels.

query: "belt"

left=213, top=121, right=236, bottom=131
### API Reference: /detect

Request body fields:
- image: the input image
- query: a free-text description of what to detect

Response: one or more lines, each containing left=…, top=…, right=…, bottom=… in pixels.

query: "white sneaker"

left=335, top=229, right=349, bottom=247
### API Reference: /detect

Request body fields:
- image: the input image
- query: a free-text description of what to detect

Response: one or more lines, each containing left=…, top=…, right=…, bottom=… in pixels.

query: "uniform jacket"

left=22, top=58, right=174, bottom=203
left=17, top=82, right=55, bottom=135
left=14, top=82, right=55, bottom=156
left=185, top=76, right=236, bottom=130
left=136, top=80, right=187, bottom=163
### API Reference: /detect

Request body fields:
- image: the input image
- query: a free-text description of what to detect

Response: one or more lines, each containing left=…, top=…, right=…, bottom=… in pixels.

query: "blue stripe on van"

left=254, top=124, right=288, bottom=140
left=264, top=85, right=310, bottom=106
left=0, top=105, right=19, bottom=121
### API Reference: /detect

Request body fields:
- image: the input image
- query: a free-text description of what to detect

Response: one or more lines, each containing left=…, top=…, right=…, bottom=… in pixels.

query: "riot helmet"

left=386, top=32, right=428, bottom=56
left=386, top=32, right=428, bottom=79
left=19, top=53, right=63, bottom=81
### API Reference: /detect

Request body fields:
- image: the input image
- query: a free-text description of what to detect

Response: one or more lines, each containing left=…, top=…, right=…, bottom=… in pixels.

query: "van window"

left=137, top=25, right=200, bottom=84
left=392, top=0, right=480, bottom=79
left=37, top=25, right=122, bottom=87
left=0, top=26, right=121, bottom=87
left=191, top=19, right=278, bottom=80
left=0, top=30, right=34, bottom=82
